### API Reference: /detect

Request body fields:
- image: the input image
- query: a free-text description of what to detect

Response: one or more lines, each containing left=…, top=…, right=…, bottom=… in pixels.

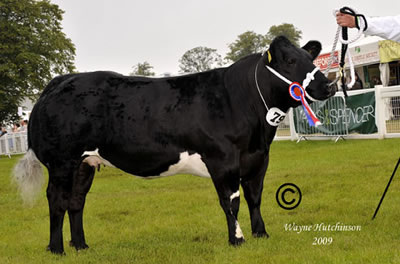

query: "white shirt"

left=365, top=15, right=400, bottom=42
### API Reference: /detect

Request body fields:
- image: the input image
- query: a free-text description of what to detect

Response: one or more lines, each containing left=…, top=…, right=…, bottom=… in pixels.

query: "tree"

left=179, top=46, right=222, bottom=73
left=225, top=31, right=268, bottom=63
left=0, top=0, right=76, bottom=123
left=225, top=24, right=302, bottom=63
left=129, top=61, right=155, bottom=76
left=266, top=23, right=302, bottom=47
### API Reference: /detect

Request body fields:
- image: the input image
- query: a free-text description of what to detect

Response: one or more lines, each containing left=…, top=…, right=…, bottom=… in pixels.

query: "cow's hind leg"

left=68, top=160, right=95, bottom=251
left=241, top=160, right=269, bottom=238
left=46, top=162, right=76, bottom=254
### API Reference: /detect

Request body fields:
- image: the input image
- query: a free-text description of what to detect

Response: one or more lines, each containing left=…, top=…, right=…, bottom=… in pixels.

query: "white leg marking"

left=82, top=148, right=115, bottom=167
left=235, top=221, right=244, bottom=239
left=230, top=190, right=240, bottom=202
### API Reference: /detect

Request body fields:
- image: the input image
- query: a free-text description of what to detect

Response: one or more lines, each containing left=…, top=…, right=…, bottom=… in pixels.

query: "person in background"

left=12, top=123, right=20, bottom=132
left=349, top=72, right=364, bottom=90
left=0, top=126, right=7, bottom=137
left=336, top=12, right=400, bottom=42
left=371, top=76, right=382, bottom=87
left=20, top=120, right=28, bottom=132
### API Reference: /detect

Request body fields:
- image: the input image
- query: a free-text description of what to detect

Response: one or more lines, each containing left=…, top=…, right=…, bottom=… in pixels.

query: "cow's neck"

left=253, top=58, right=293, bottom=144
left=254, top=58, right=292, bottom=114
left=225, top=55, right=269, bottom=121
left=224, top=55, right=285, bottom=146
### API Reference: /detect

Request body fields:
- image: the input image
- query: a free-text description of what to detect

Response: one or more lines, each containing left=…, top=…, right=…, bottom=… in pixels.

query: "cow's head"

left=264, top=36, right=336, bottom=108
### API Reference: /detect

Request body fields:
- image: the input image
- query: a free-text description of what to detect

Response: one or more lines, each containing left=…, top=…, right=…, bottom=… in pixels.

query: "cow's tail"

left=12, top=149, right=44, bottom=206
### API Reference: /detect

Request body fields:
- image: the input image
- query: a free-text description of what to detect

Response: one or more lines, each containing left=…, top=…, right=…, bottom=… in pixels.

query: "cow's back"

left=104, top=70, right=229, bottom=143
left=29, top=70, right=233, bottom=167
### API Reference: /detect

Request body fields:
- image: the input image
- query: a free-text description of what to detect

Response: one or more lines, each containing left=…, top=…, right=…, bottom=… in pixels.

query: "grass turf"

left=0, top=138, right=399, bottom=263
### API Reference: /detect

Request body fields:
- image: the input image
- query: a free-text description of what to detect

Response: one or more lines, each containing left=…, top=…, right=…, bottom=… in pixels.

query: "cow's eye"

left=287, top=58, right=296, bottom=65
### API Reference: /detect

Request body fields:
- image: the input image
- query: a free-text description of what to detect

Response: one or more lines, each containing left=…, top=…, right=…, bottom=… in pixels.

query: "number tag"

left=266, top=107, right=286, bottom=126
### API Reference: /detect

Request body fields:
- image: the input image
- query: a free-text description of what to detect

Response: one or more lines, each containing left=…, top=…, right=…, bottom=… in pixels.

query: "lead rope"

left=323, top=26, right=340, bottom=77
left=324, top=7, right=367, bottom=96
left=254, top=61, right=269, bottom=111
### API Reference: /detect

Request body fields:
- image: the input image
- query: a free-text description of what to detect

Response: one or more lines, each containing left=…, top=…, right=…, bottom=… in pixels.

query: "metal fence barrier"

left=375, top=85, right=400, bottom=138
left=294, top=95, right=349, bottom=142
left=0, top=132, right=28, bottom=157
left=387, top=96, right=400, bottom=133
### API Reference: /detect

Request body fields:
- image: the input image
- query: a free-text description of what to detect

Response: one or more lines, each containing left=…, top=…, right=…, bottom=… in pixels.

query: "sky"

left=51, top=0, right=400, bottom=76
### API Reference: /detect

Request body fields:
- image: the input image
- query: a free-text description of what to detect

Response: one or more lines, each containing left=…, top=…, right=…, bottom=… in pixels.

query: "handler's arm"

left=364, top=15, right=400, bottom=42
left=336, top=13, right=400, bottom=42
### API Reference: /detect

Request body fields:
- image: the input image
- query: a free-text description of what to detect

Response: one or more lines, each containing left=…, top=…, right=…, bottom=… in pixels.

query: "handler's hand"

left=336, top=13, right=356, bottom=28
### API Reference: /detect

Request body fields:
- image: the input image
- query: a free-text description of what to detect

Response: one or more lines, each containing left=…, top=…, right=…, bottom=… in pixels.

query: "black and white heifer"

left=13, top=36, right=336, bottom=254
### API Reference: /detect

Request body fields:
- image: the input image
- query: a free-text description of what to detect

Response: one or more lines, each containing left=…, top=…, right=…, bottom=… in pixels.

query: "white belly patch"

left=159, top=151, right=211, bottom=178
left=81, top=149, right=211, bottom=179
left=82, top=148, right=115, bottom=168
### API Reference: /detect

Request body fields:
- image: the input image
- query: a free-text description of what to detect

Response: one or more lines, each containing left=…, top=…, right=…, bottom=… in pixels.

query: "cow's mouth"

left=328, top=82, right=337, bottom=97
left=305, top=82, right=337, bottom=103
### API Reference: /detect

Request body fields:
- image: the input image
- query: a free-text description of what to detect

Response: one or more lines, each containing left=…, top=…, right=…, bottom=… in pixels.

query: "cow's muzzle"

left=327, top=81, right=337, bottom=97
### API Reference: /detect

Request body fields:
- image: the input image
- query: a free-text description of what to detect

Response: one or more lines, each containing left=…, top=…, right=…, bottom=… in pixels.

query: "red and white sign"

left=314, top=51, right=339, bottom=71
left=314, top=38, right=381, bottom=72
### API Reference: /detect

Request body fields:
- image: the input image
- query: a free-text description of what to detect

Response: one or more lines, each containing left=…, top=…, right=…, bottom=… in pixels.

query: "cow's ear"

left=265, top=36, right=290, bottom=65
left=302, top=41, right=322, bottom=60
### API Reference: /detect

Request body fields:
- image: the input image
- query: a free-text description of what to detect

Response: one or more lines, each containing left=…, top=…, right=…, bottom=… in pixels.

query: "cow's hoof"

left=229, top=237, right=245, bottom=246
left=253, top=231, right=269, bottom=238
left=46, top=245, right=65, bottom=255
left=69, top=240, right=89, bottom=251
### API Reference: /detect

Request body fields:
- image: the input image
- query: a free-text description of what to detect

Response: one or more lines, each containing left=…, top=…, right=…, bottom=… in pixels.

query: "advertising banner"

left=379, top=40, right=400, bottom=63
left=347, top=42, right=380, bottom=66
left=294, top=92, right=377, bottom=135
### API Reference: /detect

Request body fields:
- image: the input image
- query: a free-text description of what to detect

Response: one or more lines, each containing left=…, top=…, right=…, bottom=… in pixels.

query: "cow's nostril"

left=327, top=83, right=337, bottom=96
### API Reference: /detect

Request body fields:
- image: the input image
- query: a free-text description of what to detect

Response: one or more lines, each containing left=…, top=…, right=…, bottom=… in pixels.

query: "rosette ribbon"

left=289, top=82, right=321, bottom=127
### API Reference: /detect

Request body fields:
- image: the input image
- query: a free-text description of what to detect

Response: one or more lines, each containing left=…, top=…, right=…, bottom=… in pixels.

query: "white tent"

left=315, top=35, right=388, bottom=87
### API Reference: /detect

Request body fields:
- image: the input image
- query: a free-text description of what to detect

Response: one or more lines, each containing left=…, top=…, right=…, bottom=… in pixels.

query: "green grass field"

left=1, top=139, right=399, bottom=264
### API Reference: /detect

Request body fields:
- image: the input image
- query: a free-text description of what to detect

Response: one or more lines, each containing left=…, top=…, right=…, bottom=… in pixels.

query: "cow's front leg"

left=241, top=157, right=269, bottom=238
left=210, top=163, right=244, bottom=245
left=219, top=187, right=245, bottom=246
